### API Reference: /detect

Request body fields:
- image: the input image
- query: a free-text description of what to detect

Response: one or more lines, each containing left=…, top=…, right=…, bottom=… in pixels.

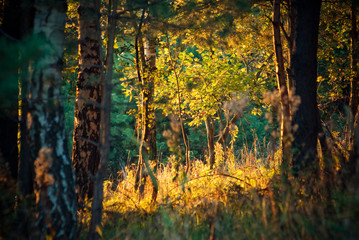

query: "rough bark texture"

left=72, top=0, right=102, bottom=200
left=205, top=116, right=215, bottom=169
left=290, top=0, right=322, bottom=174
left=28, top=0, right=77, bottom=238
left=88, top=0, right=116, bottom=238
left=272, top=0, right=291, bottom=167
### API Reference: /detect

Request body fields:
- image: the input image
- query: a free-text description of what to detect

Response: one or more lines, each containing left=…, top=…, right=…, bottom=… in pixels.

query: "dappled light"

left=1, top=0, right=359, bottom=239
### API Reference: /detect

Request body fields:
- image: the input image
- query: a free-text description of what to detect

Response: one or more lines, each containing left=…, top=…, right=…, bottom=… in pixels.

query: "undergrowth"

left=78, top=144, right=359, bottom=240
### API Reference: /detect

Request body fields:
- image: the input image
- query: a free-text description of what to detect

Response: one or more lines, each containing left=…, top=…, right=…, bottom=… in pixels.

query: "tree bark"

left=348, top=0, right=359, bottom=152
left=72, top=0, right=102, bottom=200
left=290, top=0, right=322, bottom=174
left=135, top=34, right=158, bottom=202
left=88, top=0, right=117, bottom=239
left=350, top=0, right=359, bottom=119
left=29, top=0, right=77, bottom=238
left=205, top=116, right=215, bottom=169
left=286, top=0, right=296, bottom=90
left=272, top=0, right=291, bottom=168
left=142, top=36, right=157, bottom=164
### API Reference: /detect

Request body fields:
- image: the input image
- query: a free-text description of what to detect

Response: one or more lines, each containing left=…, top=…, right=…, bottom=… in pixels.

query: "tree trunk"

left=348, top=0, right=359, bottom=152
left=142, top=36, right=157, bottom=165
left=290, top=0, right=322, bottom=175
left=272, top=0, right=291, bottom=169
left=0, top=0, right=20, bottom=182
left=205, top=116, right=215, bottom=169
left=18, top=0, right=35, bottom=197
left=286, top=0, right=296, bottom=90
left=72, top=0, right=102, bottom=200
left=135, top=34, right=158, bottom=202
left=217, top=113, right=241, bottom=146
left=350, top=0, right=359, bottom=119
left=29, top=0, right=77, bottom=238
left=0, top=0, right=34, bottom=185
left=88, top=0, right=116, bottom=239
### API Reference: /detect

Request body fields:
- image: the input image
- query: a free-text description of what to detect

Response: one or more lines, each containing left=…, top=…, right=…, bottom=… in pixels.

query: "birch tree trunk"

left=28, top=0, right=77, bottom=238
left=72, top=0, right=102, bottom=200
left=135, top=34, right=158, bottom=202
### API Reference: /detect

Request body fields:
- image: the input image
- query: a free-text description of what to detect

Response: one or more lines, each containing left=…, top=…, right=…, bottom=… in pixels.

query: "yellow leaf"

left=114, top=41, right=119, bottom=49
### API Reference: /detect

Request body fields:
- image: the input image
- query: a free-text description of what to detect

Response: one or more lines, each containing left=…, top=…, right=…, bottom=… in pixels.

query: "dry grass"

left=78, top=144, right=359, bottom=240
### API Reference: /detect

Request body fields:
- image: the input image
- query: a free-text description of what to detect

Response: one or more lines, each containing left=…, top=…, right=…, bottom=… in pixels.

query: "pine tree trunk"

left=272, top=0, right=291, bottom=169
left=290, top=0, right=322, bottom=175
left=29, top=0, right=77, bottom=238
left=88, top=0, right=117, bottom=238
left=72, top=0, right=102, bottom=200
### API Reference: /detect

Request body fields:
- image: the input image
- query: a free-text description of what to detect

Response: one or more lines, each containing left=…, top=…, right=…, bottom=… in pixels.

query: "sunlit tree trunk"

left=290, top=0, right=322, bottom=175
left=135, top=34, right=158, bottom=202
left=88, top=0, right=116, bottom=239
left=72, top=0, right=102, bottom=200
left=272, top=0, right=291, bottom=169
left=28, top=0, right=77, bottom=238
left=205, top=116, right=215, bottom=169
left=142, top=36, right=157, bottom=166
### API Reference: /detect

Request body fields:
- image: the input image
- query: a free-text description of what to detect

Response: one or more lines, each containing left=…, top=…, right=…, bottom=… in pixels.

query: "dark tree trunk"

left=273, top=0, right=291, bottom=168
left=290, top=0, right=322, bottom=174
left=286, top=0, right=296, bottom=90
left=350, top=0, right=359, bottom=119
left=28, top=0, right=77, bottom=238
left=88, top=0, right=117, bottom=239
left=18, top=0, right=35, bottom=197
left=72, top=0, right=102, bottom=200
left=0, top=0, right=33, bottom=183
left=205, top=116, right=215, bottom=169
left=1, top=0, right=35, bottom=195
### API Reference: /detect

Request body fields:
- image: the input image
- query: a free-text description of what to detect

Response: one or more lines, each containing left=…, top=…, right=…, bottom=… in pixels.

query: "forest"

left=1, top=0, right=359, bottom=239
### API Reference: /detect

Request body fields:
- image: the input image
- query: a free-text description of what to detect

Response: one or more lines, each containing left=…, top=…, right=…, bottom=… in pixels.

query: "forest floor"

left=79, top=146, right=359, bottom=240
